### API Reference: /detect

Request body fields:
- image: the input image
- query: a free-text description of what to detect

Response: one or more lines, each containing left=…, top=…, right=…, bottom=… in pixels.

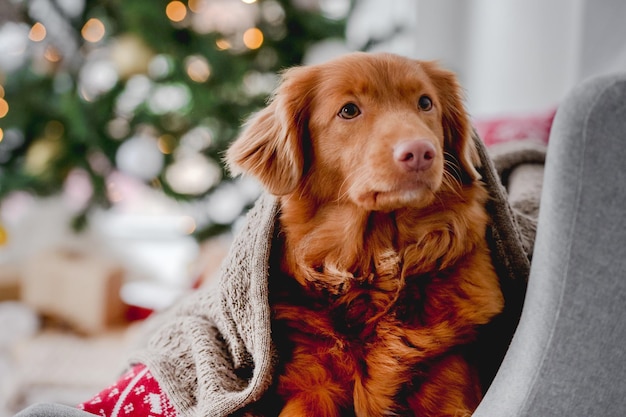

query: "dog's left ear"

left=422, top=61, right=481, bottom=182
left=226, top=66, right=316, bottom=195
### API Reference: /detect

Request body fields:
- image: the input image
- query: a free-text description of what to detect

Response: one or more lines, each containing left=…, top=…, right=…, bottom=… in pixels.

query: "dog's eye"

left=418, top=95, right=433, bottom=111
left=338, top=103, right=361, bottom=119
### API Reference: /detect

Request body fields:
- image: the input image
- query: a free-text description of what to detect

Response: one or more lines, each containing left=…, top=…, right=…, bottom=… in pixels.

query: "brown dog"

left=227, top=52, right=503, bottom=417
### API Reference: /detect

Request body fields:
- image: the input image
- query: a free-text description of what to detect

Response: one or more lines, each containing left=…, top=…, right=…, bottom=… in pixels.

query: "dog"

left=226, top=52, right=504, bottom=417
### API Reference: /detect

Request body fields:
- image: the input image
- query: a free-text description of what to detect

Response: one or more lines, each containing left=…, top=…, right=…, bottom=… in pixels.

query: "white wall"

left=463, top=0, right=584, bottom=117
left=577, top=0, right=626, bottom=81
left=319, top=0, right=626, bottom=118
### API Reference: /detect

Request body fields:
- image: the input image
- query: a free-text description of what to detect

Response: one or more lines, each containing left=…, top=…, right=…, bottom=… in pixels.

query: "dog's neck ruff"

left=278, top=182, right=490, bottom=298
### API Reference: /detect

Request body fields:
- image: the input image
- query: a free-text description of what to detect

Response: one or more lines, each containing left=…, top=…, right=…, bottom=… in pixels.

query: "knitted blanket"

left=126, top=136, right=546, bottom=417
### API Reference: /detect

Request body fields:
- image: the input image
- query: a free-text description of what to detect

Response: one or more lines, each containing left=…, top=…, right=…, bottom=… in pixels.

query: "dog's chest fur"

left=272, top=245, right=448, bottom=341
left=269, top=207, right=471, bottom=357
left=268, top=189, right=501, bottom=415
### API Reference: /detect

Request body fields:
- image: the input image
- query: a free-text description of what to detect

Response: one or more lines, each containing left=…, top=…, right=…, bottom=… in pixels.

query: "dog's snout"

left=393, top=140, right=436, bottom=172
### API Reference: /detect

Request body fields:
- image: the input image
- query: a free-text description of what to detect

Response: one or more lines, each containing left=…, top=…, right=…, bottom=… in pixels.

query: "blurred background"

left=0, top=0, right=624, bottom=415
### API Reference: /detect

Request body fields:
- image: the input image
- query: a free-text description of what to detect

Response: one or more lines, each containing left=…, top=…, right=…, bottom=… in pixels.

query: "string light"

left=166, top=1, right=187, bottom=22
left=243, top=27, right=263, bottom=50
left=0, top=98, right=9, bottom=118
left=0, top=86, right=4, bottom=121
left=81, top=18, right=106, bottom=43
left=0, top=128, right=4, bottom=143
left=28, top=22, right=47, bottom=42
left=241, top=0, right=257, bottom=4
left=215, top=38, right=231, bottom=50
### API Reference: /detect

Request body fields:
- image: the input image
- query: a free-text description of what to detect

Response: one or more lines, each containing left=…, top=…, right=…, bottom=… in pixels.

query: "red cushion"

left=473, top=108, right=556, bottom=147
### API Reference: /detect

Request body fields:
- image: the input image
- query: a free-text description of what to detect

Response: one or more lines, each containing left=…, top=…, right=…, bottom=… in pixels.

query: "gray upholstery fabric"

left=474, top=73, right=626, bottom=416
left=14, top=404, right=95, bottom=417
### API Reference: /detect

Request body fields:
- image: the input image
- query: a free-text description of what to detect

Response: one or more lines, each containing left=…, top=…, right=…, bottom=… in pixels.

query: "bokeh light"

left=180, top=126, right=213, bottom=152
left=215, top=38, right=231, bottom=50
left=28, top=22, right=46, bottom=42
left=43, top=45, right=62, bottom=63
left=190, top=0, right=257, bottom=35
left=243, top=27, right=263, bottom=49
left=81, top=18, right=106, bottom=43
left=0, top=98, right=9, bottom=118
left=63, top=168, right=94, bottom=211
left=148, top=55, right=174, bottom=80
left=24, top=137, right=62, bottom=176
left=185, top=55, right=211, bottom=83
left=78, top=59, right=119, bottom=101
left=115, top=134, right=164, bottom=180
left=166, top=1, right=187, bottom=23
left=165, top=154, right=222, bottom=195
left=157, top=134, right=177, bottom=154
left=147, top=83, right=191, bottom=115
left=188, top=0, right=203, bottom=13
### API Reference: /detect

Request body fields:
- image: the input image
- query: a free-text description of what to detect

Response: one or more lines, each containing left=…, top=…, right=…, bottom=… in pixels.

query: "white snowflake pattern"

left=144, top=393, right=163, bottom=415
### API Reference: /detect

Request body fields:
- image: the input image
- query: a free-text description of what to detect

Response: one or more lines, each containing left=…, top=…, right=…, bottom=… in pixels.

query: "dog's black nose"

left=393, top=140, right=436, bottom=172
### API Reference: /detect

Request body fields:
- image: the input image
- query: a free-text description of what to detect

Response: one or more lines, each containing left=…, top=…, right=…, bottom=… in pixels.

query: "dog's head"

left=226, top=52, right=480, bottom=211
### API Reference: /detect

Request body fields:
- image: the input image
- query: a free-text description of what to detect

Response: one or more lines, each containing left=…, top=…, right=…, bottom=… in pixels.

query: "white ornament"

left=115, top=134, right=164, bottom=180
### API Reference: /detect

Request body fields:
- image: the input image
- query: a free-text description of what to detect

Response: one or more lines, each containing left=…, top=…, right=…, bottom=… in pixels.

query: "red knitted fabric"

left=78, top=364, right=177, bottom=417
left=474, top=108, right=556, bottom=147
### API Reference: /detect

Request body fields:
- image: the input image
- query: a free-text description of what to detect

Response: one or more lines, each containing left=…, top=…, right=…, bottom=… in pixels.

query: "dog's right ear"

left=226, top=66, right=316, bottom=196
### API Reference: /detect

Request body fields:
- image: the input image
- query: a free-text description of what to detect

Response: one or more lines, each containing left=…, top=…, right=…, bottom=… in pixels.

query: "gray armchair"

left=474, top=72, right=626, bottom=416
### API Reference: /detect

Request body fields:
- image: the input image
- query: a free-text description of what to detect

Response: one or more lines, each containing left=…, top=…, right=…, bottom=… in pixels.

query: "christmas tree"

left=0, top=0, right=348, bottom=239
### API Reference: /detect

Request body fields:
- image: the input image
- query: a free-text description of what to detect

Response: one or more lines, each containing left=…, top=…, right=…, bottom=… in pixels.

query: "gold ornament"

left=0, top=224, right=8, bottom=246
left=110, top=34, right=154, bottom=79
left=24, top=137, right=62, bottom=176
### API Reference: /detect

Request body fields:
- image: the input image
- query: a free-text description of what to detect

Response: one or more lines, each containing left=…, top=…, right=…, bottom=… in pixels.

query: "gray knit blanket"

left=131, top=136, right=547, bottom=417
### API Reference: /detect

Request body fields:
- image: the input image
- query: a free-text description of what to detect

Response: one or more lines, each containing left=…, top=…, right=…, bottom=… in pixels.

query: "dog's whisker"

left=442, top=167, right=462, bottom=189
left=443, top=152, right=463, bottom=180
left=442, top=174, right=463, bottom=201
left=334, top=170, right=361, bottom=203
left=443, top=154, right=464, bottom=196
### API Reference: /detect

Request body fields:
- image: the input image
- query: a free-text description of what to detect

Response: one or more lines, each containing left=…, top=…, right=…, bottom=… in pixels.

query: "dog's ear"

left=226, top=66, right=316, bottom=195
left=422, top=61, right=481, bottom=183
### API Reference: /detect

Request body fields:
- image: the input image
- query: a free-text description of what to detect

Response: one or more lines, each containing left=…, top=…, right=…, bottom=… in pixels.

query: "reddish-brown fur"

left=226, top=52, right=503, bottom=417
